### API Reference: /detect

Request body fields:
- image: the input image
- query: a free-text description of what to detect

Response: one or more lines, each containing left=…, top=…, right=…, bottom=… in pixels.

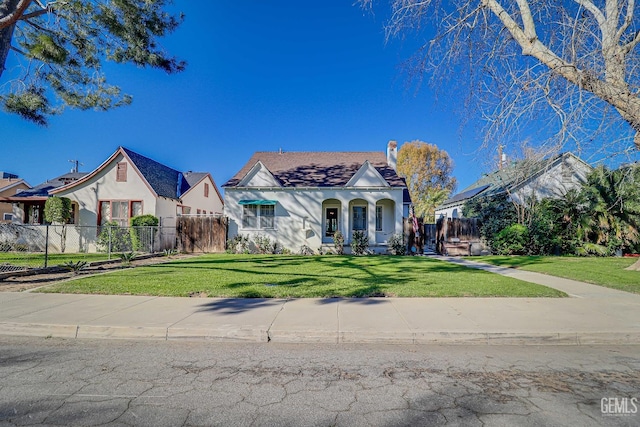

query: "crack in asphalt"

left=1, top=338, right=639, bottom=426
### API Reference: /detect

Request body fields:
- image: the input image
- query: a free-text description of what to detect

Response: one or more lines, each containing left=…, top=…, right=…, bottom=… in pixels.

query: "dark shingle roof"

left=183, top=172, right=208, bottom=188
left=224, top=151, right=406, bottom=188
left=14, top=172, right=88, bottom=198
left=438, top=152, right=590, bottom=208
left=121, top=147, right=188, bottom=199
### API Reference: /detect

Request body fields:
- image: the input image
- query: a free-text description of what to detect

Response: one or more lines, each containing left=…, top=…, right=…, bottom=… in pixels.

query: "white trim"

left=345, top=160, right=390, bottom=188
left=237, top=161, right=282, bottom=188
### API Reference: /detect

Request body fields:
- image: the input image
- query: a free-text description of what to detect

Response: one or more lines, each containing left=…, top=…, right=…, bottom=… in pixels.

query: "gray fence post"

left=44, top=225, right=49, bottom=268
left=108, top=226, right=112, bottom=260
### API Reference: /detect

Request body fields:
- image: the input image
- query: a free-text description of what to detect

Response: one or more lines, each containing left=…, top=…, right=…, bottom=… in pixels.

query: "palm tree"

left=545, top=189, right=591, bottom=253
left=582, top=166, right=640, bottom=253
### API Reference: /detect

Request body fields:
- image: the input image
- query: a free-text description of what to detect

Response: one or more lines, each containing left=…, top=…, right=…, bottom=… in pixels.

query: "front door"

left=325, top=208, right=338, bottom=237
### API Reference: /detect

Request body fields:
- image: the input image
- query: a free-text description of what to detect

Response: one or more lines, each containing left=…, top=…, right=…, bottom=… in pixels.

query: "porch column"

left=368, top=200, right=376, bottom=246
left=395, top=198, right=403, bottom=235
left=342, top=200, right=350, bottom=243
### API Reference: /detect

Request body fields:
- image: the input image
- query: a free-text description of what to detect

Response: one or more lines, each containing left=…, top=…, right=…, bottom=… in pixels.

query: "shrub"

left=118, top=251, right=138, bottom=265
left=463, top=194, right=518, bottom=249
left=253, top=234, right=279, bottom=254
left=388, top=233, right=406, bottom=255
left=130, top=215, right=159, bottom=252
left=493, top=224, right=529, bottom=255
left=575, top=243, right=609, bottom=257
left=333, top=230, right=344, bottom=255
left=44, top=196, right=72, bottom=224
left=350, top=230, right=369, bottom=255
left=44, top=196, right=72, bottom=253
left=61, top=260, right=87, bottom=274
left=299, top=245, right=314, bottom=255
left=226, top=234, right=250, bottom=254
left=163, top=249, right=178, bottom=257
left=97, top=221, right=132, bottom=252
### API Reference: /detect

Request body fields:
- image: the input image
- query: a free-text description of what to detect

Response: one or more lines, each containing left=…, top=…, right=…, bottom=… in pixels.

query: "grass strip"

left=39, top=254, right=566, bottom=298
left=472, top=256, right=640, bottom=294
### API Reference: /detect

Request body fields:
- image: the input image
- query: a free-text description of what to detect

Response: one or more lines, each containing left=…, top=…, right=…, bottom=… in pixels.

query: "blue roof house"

left=51, top=147, right=223, bottom=230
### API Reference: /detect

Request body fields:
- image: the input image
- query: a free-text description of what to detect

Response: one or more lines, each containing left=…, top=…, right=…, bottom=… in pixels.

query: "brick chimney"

left=387, top=140, right=398, bottom=170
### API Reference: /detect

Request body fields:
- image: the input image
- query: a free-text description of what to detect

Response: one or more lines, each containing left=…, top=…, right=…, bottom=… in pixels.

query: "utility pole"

left=497, top=145, right=506, bottom=170
left=69, top=159, right=83, bottom=173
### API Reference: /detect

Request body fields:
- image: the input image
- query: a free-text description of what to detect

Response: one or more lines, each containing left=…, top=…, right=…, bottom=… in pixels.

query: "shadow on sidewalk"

left=196, top=296, right=391, bottom=315
left=196, top=298, right=283, bottom=314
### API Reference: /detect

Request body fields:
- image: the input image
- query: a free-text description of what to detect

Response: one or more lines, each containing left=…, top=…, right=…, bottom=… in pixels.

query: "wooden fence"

left=435, top=217, right=483, bottom=256
left=176, top=216, right=228, bottom=253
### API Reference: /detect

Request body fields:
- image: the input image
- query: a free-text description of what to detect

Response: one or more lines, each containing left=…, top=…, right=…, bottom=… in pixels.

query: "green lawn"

left=471, top=256, right=640, bottom=294
left=38, top=254, right=565, bottom=298
left=0, top=252, right=112, bottom=269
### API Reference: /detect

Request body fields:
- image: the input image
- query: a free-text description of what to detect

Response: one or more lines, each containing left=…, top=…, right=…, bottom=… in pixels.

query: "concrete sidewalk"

left=1, top=255, right=640, bottom=345
left=433, top=255, right=638, bottom=298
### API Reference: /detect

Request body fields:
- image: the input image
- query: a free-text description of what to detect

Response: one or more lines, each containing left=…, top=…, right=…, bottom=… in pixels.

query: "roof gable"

left=51, top=147, right=185, bottom=200
left=345, top=161, right=390, bottom=187
left=0, top=179, right=30, bottom=195
left=224, top=151, right=406, bottom=188
left=180, top=172, right=224, bottom=205
left=438, top=152, right=593, bottom=208
left=238, top=161, right=282, bottom=187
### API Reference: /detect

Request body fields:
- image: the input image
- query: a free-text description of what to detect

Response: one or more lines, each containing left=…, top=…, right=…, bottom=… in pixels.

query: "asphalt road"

left=1, top=337, right=639, bottom=426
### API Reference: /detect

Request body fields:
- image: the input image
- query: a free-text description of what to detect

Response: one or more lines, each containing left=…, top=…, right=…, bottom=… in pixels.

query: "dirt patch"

left=0, top=254, right=197, bottom=293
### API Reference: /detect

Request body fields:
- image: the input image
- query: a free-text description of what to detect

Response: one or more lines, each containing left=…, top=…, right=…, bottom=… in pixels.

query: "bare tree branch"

left=370, top=0, right=640, bottom=155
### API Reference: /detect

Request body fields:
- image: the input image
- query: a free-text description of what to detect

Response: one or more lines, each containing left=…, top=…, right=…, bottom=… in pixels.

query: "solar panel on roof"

left=445, top=184, right=490, bottom=204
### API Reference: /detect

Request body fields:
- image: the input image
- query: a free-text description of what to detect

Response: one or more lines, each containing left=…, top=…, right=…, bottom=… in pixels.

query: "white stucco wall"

left=512, top=156, right=591, bottom=204
left=55, top=153, right=160, bottom=226
left=155, top=197, right=178, bottom=228
left=225, top=187, right=404, bottom=253
left=181, top=176, right=224, bottom=216
left=435, top=205, right=464, bottom=220
left=435, top=155, right=593, bottom=220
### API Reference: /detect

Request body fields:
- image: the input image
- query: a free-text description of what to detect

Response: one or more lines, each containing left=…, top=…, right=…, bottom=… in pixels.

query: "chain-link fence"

left=0, top=224, right=177, bottom=273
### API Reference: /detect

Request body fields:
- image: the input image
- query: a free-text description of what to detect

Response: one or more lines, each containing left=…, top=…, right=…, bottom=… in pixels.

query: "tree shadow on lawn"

left=139, top=257, right=491, bottom=295
left=161, top=255, right=310, bottom=268
left=146, top=254, right=473, bottom=277
left=218, top=276, right=404, bottom=298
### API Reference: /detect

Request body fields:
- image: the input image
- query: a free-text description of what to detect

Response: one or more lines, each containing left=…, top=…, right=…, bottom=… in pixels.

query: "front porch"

left=320, top=197, right=401, bottom=247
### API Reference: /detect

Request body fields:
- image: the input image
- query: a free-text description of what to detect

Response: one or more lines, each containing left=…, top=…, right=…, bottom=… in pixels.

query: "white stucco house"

left=435, top=152, right=593, bottom=219
left=1, top=147, right=223, bottom=253
left=49, top=146, right=224, bottom=229
left=223, top=141, right=411, bottom=253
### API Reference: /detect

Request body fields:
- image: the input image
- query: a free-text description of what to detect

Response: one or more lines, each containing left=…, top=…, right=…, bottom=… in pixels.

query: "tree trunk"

left=0, top=23, right=14, bottom=79
left=0, top=0, right=29, bottom=79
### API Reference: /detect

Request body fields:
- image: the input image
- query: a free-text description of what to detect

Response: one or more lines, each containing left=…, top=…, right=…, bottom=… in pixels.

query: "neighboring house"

left=0, top=172, right=31, bottom=223
left=3, top=172, right=86, bottom=224
left=435, top=152, right=593, bottom=219
left=223, top=141, right=411, bottom=253
left=50, top=147, right=224, bottom=228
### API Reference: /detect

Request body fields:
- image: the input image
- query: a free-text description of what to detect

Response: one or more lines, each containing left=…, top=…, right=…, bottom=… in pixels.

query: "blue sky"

left=2, top=1, right=507, bottom=193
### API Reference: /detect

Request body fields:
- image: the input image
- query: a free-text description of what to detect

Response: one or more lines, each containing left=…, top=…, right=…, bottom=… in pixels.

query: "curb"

left=2, top=322, right=639, bottom=345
